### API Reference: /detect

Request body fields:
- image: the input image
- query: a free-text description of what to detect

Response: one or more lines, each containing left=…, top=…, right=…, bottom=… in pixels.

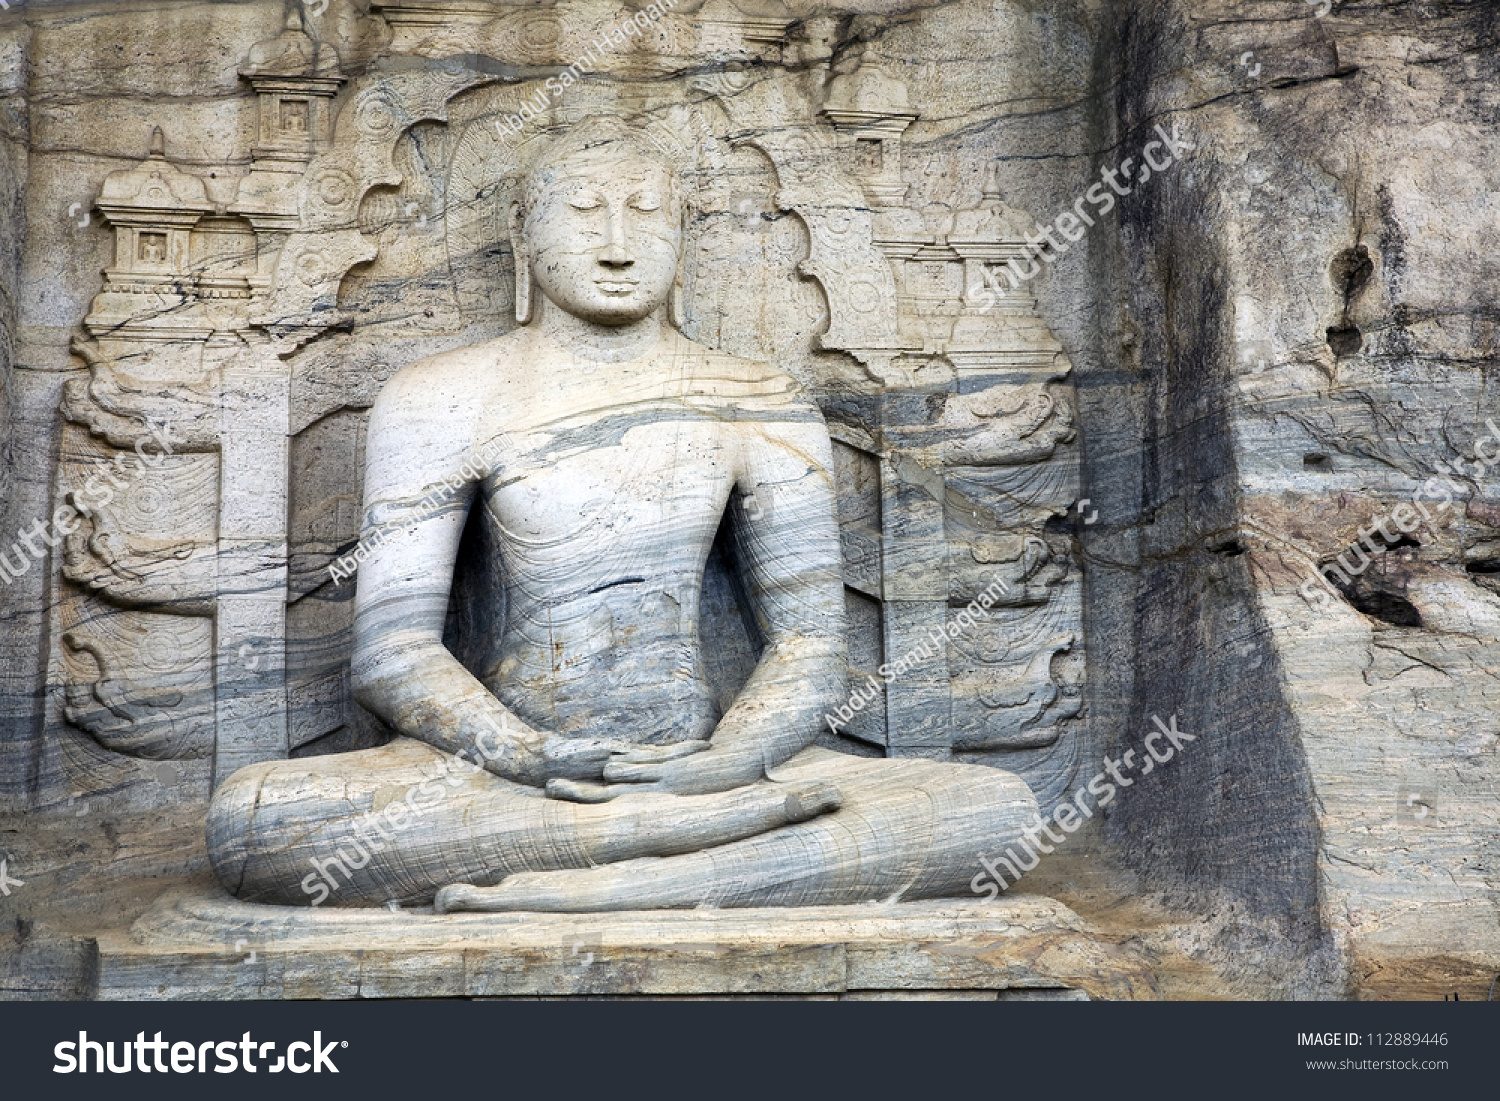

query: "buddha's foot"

left=434, top=778, right=842, bottom=914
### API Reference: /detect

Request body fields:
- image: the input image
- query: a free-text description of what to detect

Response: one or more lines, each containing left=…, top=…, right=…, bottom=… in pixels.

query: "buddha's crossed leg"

left=207, top=738, right=843, bottom=907
left=435, top=747, right=1039, bottom=912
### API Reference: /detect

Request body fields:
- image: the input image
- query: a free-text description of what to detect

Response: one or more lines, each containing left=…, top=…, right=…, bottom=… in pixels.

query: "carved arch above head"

left=696, top=70, right=906, bottom=369
left=255, top=66, right=485, bottom=346
left=439, top=78, right=762, bottom=331
left=289, top=61, right=901, bottom=375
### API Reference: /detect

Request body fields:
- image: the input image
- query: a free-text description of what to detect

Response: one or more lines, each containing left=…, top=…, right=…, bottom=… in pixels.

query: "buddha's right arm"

left=347, top=362, right=550, bottom=783
left=352, top=625, right=547, bottom=778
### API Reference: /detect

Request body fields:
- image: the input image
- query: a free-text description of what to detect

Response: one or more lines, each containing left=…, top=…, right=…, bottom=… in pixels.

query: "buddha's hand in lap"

left=521, top=735, right=713, bottom=791
left=544, top=743, right=768, bottom=801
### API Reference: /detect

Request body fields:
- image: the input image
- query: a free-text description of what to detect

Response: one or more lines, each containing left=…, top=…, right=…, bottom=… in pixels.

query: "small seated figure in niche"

left=138, top=235, right=166, bottom=265
left=206, top=117, right=1039, bottom=911
left=281, top=100, right=309, bottom=134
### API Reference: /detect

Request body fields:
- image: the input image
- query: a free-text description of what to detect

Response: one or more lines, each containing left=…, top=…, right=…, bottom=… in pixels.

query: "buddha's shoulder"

left=668, top=333, right=810, bottom=405
left=374, top=331, right=530, bottom=406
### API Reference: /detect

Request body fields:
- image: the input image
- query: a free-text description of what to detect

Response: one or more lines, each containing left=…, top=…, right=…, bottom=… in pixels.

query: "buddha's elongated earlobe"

left=514, top=249, right=532, bottom=324
left=667, top=203, right=689, bottom=330
left=508, top=199, right=532, bottom=325
left=668, top=265, right=686, bottom=330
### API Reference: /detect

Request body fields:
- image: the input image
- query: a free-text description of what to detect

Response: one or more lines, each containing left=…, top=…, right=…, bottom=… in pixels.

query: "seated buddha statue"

left=206, top=116, right=1039, bottom=911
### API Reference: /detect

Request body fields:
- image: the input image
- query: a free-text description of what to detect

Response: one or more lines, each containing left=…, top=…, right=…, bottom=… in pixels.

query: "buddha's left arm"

left=600, top=387, right=850, bottom=795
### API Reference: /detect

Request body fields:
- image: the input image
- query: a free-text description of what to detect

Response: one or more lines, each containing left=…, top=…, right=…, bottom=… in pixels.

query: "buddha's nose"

left=598, top=210, right=634, bottom=267
left=598, top=242, right=633, bottom=267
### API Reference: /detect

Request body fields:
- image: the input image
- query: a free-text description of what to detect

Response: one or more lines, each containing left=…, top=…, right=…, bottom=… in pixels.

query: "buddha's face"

left=521, top=144, right=682, bottom=326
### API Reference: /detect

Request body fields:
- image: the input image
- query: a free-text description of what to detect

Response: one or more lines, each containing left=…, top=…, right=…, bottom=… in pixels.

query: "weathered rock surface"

left=93, top=888, right=1154, bottom=1000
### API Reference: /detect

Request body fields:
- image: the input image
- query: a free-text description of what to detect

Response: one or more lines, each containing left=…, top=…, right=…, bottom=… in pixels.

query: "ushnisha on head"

left=509, top=117, right=689, bottom=328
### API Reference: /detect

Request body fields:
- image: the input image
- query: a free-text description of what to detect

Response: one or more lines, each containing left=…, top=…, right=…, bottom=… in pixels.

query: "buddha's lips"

left=595, top=279, right=638, bottom=293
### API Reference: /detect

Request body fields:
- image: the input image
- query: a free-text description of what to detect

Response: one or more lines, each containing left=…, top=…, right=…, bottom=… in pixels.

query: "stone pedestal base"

left=94, top=889, right=1157, bottom=1000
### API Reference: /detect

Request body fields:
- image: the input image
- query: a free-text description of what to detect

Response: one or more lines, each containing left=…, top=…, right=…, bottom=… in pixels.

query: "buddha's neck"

left=536, top=299, right=663, bottom=365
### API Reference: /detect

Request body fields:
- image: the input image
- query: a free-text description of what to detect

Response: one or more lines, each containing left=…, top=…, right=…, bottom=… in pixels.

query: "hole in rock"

left=1330, top=245, right=1374, bottom=300
left=1358, top=525, right=1420, bottom=553
left=1465, top=558, right=1500, bottom=598
left=1342, top=587, right=1422, bottom=628
left=1326, top=553, right=1423, bottom=628
left=1210, top=539, right=1245, bottom=557
left=1303, top=452, right=1332, bottom=470
left=1327, top=327, right=1363, bottom=357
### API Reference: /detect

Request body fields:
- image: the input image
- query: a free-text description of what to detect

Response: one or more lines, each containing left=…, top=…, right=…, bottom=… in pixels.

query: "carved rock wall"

left=0, top=0, right=1097, bottom=822
left=0, top=14, right=32, bottom=802
left=0, top=0, right=1495, bottom=999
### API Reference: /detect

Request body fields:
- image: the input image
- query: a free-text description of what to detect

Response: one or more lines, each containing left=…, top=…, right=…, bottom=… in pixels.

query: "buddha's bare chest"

left=481, top=412, right=736, bottom=564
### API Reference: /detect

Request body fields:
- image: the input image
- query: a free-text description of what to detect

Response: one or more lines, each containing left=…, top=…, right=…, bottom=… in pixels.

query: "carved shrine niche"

left=49, top=4, right=1086, bottom=815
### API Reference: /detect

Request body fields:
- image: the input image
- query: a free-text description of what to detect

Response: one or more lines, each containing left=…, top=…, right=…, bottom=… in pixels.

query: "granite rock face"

left=0, top=0, right=1496, bottom=999
left=1093, top=0, right=1500, bottom=998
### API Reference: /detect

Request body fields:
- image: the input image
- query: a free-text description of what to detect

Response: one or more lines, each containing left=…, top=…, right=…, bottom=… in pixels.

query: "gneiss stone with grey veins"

left=6, top=0, right=1491, bottom=1001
